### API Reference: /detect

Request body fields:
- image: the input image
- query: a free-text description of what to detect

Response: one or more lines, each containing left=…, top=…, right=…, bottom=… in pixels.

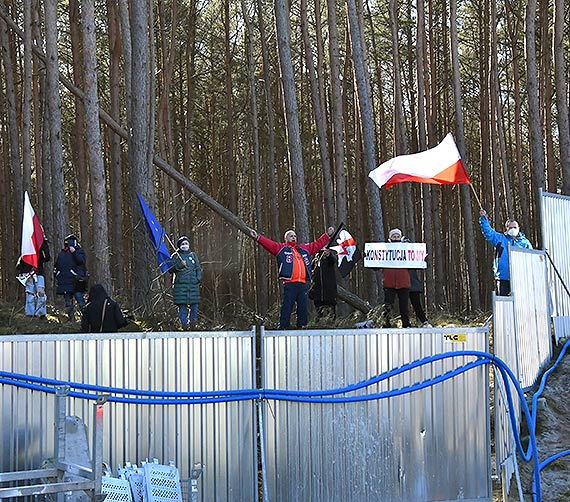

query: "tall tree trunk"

left=44, top=0, right=68, bottom=248
left=327, top=0, right=347, bottom=226
left=416, top=0, right=434, bottom=308
left=242, top=0, right=268, bottom=315
left=525, top=0, right=545, bottom=245
left=22, top=0, right=32, bottom=196
left=346, top=0, right=384, bottom=251
left=450, top=0, right=480, bottom=310
left=0, top=15, right=22, bottom=244
left=106, top=0, right=125, bottom=291
left=490, top=0, right=513, bottom=218
left=82, top=0, right=112, bottom=292
left=553, top=0, right=570, bottom=194
left=301, top=0, right=334, bottom=224
left=539, top=0, right=555, bottom=194
left=256, top=0, right=279, bottom=233
left=69, top=0, right=91, bottom=255
left=130, top=0, right=154, bottom=311
left=274, top=0, right=309, bottom=240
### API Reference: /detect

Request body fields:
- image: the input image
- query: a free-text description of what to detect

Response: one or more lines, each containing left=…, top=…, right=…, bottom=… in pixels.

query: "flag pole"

left=468, top=183, right=483, bottom=209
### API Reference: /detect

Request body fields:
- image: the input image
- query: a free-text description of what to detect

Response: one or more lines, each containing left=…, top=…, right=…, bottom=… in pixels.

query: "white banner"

left=364, top=242, right=427, bottom=269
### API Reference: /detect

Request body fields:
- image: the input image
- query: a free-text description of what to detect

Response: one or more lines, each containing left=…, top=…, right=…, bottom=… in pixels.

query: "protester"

left=479, top=208, right=532, bottom=295
left=171, top=236, right=202, bottom=328
left=382, top=228, right=411, bottom=328
left=402, top=236, right=432, bottom=327
left=81, top=284, right=128, bottom=333
left=16, top=239, right=51, bottom=318
left=309, top=247, right=338, bottom=321
left=54, top=234, right=87, bottom=320
left=250, top=226, right=335, bottom=329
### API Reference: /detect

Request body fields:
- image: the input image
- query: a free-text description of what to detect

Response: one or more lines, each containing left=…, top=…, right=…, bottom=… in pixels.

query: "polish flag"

left=369, top=133, right=471, bottom=189
left=20, top=191, right=45, bottom=269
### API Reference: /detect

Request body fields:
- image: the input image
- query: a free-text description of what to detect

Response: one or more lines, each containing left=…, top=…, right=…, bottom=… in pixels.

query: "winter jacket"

left=172, top=250, right=202, bottom=305
left=479, top=216, right=533, bottom=280
left=16, top=240, right=51, bottom=276
left=81, top=284, right=127, bottom=333
left=257, top=233, right=330, bottom=283
left=383, top=268, right=411, bottom=289
left=309, top=251, right=338, bottom=305
left=54, top=246, right=87, bottom=294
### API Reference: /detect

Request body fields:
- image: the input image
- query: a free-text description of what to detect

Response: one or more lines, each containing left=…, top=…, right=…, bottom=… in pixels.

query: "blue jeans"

left=25, top=275, right=47, bottom=316
left=64, top=291, right=86, bottom=318
left=279, top=282, right=308, bottom=329
left=178, top=304, right=199, bottom=327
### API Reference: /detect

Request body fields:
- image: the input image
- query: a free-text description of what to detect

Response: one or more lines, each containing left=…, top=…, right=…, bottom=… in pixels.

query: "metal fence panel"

left=261, top=327, right=491, bottom=502
left=492, top=295, right=521, bottom=496
left=0, top=331, right=257, bottom=502
left=509, top=248, right=552, bottom=388
left=541, top=190, right=570, bottom=343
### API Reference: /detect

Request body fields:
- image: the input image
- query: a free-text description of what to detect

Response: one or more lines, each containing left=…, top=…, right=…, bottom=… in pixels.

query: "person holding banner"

left=479, top=209, right=532, bottom=295
left=171, top=235, right=202, bottom=328
left=382, top=228, right=411, bottom=328
left=249, top=226, right=334, bottom=329
left=402, top=236, right=432, bottom=327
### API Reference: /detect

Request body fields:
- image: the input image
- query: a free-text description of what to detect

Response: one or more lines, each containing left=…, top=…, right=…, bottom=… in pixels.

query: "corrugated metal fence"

left=0, top=331, right=258, bottom=502
left=541, top=190, right=570, bottom=343
left=1, top=326, right=493, bottom=502
left=261, top=326, right=491, bottom=502
left=492, top=247, right=553, bottom=498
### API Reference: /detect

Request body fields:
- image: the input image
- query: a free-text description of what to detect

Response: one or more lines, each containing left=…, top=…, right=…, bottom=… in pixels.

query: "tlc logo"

left=444, top=333, right=467, bottom=342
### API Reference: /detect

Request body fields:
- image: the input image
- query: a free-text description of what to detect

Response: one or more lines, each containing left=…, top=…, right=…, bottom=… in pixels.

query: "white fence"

left=541, top=190, right=570, bottom=343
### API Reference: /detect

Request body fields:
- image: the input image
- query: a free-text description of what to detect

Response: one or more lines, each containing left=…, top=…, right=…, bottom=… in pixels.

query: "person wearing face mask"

left=479, top=208, right=533, bottom=295
left=381, top=228, right=411, bottom=328
left=171, top=236, right=202, bottom=328
left=54, top=234, right=87, bottom=321
left=249, top=226, right=335, bottom=329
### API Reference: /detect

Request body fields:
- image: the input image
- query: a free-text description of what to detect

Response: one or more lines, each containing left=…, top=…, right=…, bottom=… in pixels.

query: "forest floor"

left=1, top=301, right=568, bottom=501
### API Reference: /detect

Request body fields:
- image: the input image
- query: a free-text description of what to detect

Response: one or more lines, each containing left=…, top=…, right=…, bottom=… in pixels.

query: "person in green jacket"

left=171, top=236, right=202, bottom=328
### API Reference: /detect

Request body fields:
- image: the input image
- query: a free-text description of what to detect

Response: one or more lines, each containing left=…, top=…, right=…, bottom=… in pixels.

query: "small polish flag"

left=369, top=133, right=471, bottom=189
left=20, top=191, right=46, bottom=269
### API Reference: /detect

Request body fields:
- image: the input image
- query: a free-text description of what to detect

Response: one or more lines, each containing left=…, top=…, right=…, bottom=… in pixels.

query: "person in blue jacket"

left=479, top=208, right=532, bottom=295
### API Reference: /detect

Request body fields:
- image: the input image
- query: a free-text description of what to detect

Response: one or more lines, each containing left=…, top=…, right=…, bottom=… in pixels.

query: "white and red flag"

left=327, top=223, right=362, bottom=278
left=369, top=133, right=471, bottom=189
left=20, top=191, right=46, bottom=269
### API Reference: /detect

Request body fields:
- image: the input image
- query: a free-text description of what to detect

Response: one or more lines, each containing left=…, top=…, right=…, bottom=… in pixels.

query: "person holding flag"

left=16, top=192, right=51, bottom=317
left=170, top=235, right=202, bottom=328
left=249, top=226, right=335, bottom=329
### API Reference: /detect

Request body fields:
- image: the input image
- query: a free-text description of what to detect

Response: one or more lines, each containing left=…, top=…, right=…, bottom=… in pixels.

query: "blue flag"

left=137, top=193, right=173, bottom=274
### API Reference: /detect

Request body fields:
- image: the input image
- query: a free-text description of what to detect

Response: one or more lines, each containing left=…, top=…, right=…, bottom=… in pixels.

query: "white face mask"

left=180, top=244, right=190, bottom=251
left=507, top=228, right=519, bottom=238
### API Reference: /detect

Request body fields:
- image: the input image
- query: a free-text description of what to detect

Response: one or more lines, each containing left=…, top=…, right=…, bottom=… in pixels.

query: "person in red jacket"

left=382, top=228, right=411, bottom=328
left=249, top=226, right=334, bottom=329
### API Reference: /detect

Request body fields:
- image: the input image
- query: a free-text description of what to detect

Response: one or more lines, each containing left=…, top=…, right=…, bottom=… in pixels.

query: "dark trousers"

left=409, top=291, right=428, bottom=324
left=498, top=280, right=511, bottom=296
left=383, top=288, right=410, bottom=328
left=280, top=282, right=308, bottom=329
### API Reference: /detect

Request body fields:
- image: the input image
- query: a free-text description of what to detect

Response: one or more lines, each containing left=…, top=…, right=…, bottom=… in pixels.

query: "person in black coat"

left=54, top=234, right=87, bottom=320
left=309, top=248, right=338, bottom=321
left=81, top=284, right=128, bottom=333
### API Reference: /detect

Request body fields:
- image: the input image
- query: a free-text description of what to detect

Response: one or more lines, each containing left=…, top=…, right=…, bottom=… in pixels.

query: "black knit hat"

left=177, top=236, right=189, bottom=248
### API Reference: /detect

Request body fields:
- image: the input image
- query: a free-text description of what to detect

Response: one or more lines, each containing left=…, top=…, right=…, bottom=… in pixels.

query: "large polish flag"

left=20, top=191, right=46, bottom=269
left=369, top=133, right=471, bottom=189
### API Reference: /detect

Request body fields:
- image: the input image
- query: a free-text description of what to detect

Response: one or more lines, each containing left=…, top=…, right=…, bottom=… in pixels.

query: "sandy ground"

left=498, top=340, right=570, bottom=502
